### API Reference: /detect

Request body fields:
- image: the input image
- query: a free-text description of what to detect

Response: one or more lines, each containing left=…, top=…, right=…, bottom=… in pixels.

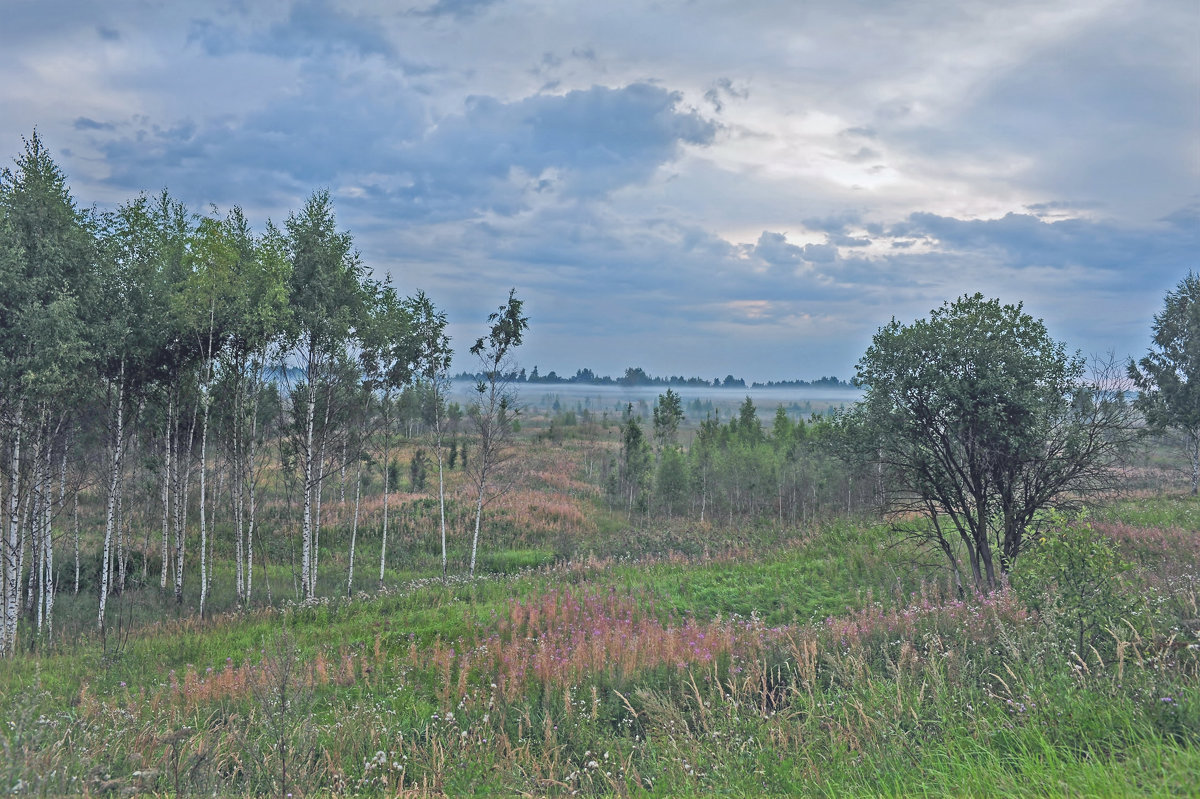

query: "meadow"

left=1, top=419, right=1198, bottom=797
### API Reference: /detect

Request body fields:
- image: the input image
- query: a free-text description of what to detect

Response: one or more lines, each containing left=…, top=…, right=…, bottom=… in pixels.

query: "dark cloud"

left=73, top=117, right=115, bottom=131
left=754, top=231, right=804, bottom=266
left=78, top=79, right=715, bottom=229
left=412, top=0, right=500, bottom=20
left=891, top=210, right=1199, bottom=286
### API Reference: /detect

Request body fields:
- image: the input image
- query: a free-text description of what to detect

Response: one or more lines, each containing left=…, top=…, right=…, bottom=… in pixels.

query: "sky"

left=1, top=0, right=1196, bottom=382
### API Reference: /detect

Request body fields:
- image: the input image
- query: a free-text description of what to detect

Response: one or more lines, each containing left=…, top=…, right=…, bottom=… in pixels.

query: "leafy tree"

left=654, top=444, right=688, bottom=516
left=405, top=291, right=453, bottom=577
left=466, top=289, right=529, bottom=576
left=652, top=388, right=684, bottom=450
left=1129, top=273, right=1200, bottom=494
left=848, top=294, right=1135, bottom=592
left=217, top=213, right=291, bottom=605
left=617, top=408, right=653, bottom=516
left=732, top=396, right=763, bottom=445
left=358, top=281, right=415, bottom=588
left=283, top=191, right=369, bottom=599
left=1, top=133, right=97, bottom=652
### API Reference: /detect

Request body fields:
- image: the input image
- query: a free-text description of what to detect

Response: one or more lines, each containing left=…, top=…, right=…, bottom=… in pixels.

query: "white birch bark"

left=4, top=401, right=25, bottom=655
left=174, top=391, right=198, bottom=604
left=245, top=362, right=261, bottom=605
left=378, top=387, right=391, bottom=587
left=300, top=360, right=318, bottom=599
left=160, top=394, right=173, bottom=590
left=98, top=363, right=126, bottom=639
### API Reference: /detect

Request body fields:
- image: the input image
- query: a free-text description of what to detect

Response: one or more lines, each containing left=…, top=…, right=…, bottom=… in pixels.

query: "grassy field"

left=2, top=435, right=1198, bottom=796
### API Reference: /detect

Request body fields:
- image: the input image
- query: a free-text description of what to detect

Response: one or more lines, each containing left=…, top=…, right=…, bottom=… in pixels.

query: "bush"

left=1012, top=513, right=1140, bottom=658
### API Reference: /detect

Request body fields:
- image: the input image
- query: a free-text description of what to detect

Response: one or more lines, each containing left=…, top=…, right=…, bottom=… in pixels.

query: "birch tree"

left=466, top=290, right=528, bottom=577
left=1130, top=273, right=1200, bottom=494
left=406, top=292, right=452, bottom=577
left=284, top=191, right=368, bottom=599
left=358, top=282, right=416, bottom=588
left=0, top=133, right=94, bottom=654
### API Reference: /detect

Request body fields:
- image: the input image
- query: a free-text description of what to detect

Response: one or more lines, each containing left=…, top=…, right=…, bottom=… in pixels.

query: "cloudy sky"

left=2, top=0, right=1196, bottom=381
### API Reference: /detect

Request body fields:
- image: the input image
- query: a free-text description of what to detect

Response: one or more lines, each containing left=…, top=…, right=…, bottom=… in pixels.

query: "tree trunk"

left=175, top=390, right=199, bottom=604
left=436, top=409, right=447, bottom=580
left=99, top=363, right=126, bottom=642
left=300, top=362, right=318, bottom=600
left=246, top=362, right=262, bottom=606
left=233, top=366, right=245, bottom=603
left=379, top=387, right=392, bottom=588
left=199, top=389, right=211, bottom=618
left=39, top=451, right=53, bottom=644
left=470, top=475, right=485, bottom=577
left=0, top=401, right=14, bottom=655
left=160, top=394, right=173, bottom=591
left=73, top=489, right=79, bottom=596
left=348, top=456, right=363, bottom=598
left=1191, top=431, right=1199, bottom=496
left=311, top=380, right=332, bottom=597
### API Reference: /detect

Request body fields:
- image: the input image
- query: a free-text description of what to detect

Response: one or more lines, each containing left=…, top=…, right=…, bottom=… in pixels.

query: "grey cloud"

left=188, top=0, right=395, bottom=59
left=412, top=0, right=501, bottom=19
left=73, top=117, right=115, bottom=131
left=704, top=77, right=748, bottom=113
left=891, top=210, right=1199, bottom=286
left=754, top=231, right=804, bottom=266
left=802, top=243, right=838, bottom=263
left=383, top=83, right=717, bottom=215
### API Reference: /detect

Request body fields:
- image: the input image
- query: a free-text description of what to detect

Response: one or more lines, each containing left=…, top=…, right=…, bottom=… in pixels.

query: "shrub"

left=1012, top=513, right=1140, bottom=658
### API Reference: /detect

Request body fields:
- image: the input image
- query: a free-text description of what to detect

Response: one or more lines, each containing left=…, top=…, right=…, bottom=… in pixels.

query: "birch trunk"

left=199, top=390, right=211, bottom=618
left=300, top=362, right=318, bottom=600
left=0, top=406, right=11, bottom=655
left=310, top=383, right=332, bottom=597
left=379, top=387, right=391, bottom=587
left=347, top=456, right=363, bottom=597
left=233, top=367, right=245, bottom=603
left=98, top=362, right=126, bottom=641
left=40, top=457, right=53, bottom=644
left=174, top=390, right=198, bottom=604
left=470, top=468, right=486, bottom=577
left=160, top=394, right=173, bottom=590
left=245, top=365, right=261, bottom=605
left=347, top=389, right=369, bottom=597
left=435, top=409, right=447, bottom=580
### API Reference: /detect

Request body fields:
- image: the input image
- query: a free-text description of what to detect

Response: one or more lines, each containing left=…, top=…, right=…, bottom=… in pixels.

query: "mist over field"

left=452, top=380, right=864, bottom=415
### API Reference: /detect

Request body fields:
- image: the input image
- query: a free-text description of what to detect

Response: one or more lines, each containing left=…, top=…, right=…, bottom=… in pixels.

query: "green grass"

left=3, top=495, right=1199, bottom=796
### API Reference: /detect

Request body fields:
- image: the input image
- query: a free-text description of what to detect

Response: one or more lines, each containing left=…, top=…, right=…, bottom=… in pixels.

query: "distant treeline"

left=453, top=365, right=850, bottom=389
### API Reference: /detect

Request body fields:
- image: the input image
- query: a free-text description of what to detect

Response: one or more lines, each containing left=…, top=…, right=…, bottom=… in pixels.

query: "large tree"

left=848, top=294, right=1133, bottom=593
left=1129, top=273, right=1200, bottom=494
left=284, top=191, right=369, bottom=599
left=0, top=133, right=95, bottom=653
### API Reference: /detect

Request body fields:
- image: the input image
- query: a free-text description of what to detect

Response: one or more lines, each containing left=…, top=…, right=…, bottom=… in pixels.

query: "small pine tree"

left=409, top=449, right=428, bottom=492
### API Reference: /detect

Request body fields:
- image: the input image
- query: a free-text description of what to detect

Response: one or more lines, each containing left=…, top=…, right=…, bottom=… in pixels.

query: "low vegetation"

left=1, top=427, right=1197, bottom=795
left=3, top=137, right=1199, bottom=796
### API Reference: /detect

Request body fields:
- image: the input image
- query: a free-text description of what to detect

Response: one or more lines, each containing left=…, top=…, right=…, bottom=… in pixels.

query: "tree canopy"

left=847, top=293, right=1133, bottom=592
left=1129, top=273, right=1200, bottom=494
